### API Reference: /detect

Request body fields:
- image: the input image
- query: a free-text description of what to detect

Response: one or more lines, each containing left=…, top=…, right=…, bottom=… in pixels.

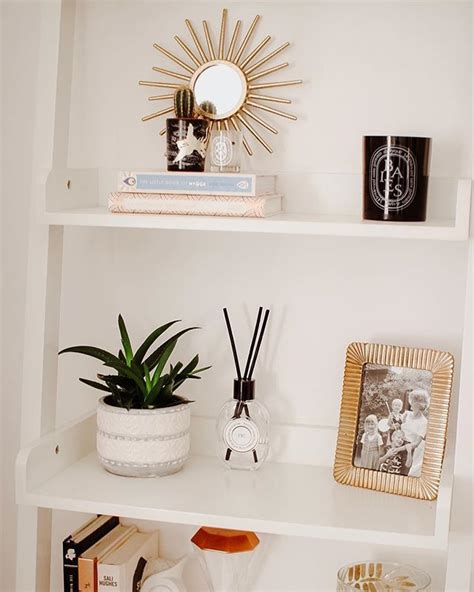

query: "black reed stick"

left=223, top=308, right=242, bottom=380
left=243, top=403, right=259, bottom=463
left=248, top=309, right=270, bottom=380
left=243, top=307, right=263, bottom=379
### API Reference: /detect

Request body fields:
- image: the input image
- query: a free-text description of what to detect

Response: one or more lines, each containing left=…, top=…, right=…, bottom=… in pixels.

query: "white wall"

left=67, top=2, right=471, bottom=177
left=1, top=2, right=42, bottom=590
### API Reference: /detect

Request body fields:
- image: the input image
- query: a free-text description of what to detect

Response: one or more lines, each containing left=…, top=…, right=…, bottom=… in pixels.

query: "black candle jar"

left=363, top=136, right=431, bottom=222
left=166, top=118, right=209, bottom=172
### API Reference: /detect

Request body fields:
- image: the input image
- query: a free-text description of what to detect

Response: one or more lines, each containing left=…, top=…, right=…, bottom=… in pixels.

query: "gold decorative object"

left=139, top=8, right=302, bottom=155
left=337, top=561, right=431, bottom=591
left=333, top=342, right=454, bottom=500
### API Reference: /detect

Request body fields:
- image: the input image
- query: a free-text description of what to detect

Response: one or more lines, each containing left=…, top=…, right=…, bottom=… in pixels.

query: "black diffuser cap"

left=233, top=379, right=255, bottom=401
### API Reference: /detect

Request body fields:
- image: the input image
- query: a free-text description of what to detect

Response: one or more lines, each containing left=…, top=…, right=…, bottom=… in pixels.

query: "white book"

left=78, top=525, right=137, bottom=592
left=118, top=171, right=276, bottom=197
left=108, top=192, right=283, bottom=218
left=98, top=531, right=158, bottom=592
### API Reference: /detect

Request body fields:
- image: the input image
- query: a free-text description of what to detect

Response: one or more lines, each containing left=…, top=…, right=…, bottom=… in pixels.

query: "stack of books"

left=109, top=171, right=282, bottom=218
left=63, top=515, right=158, bottom=592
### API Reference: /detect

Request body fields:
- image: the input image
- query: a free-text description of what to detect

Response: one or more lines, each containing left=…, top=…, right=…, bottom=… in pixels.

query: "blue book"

left=118, top=171, right=276, bottom=197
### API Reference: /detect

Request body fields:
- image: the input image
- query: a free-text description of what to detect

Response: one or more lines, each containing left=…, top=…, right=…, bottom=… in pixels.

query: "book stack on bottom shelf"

left=109, top=171, right=282, bottom=218
left=63, top=515, right=159, bottom=592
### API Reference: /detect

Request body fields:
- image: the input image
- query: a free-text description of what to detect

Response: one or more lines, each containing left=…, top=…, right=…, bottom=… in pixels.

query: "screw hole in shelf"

left=54, top=445, right=60, bottom=455
left=66, top=180, right=71, bottom=190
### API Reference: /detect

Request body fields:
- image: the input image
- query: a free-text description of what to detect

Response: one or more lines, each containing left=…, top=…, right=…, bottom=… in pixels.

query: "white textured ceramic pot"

left=96, top=396, right=191, bottom=477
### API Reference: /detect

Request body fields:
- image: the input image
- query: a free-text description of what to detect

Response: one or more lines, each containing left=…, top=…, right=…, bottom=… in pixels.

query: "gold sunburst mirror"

left=139, top=9, right=302, bottom=155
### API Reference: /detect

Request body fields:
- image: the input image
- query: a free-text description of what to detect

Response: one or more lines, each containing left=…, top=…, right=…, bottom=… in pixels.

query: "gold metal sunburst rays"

left=138, top=9, right=302, bottom=155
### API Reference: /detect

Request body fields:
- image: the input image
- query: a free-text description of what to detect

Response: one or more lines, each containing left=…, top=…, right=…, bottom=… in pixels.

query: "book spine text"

left=118, top=172, right=264, bottom=196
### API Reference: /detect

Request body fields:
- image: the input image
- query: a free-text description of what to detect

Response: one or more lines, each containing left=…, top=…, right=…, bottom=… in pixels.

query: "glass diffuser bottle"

left=218, top=307, right=271, bottom=470
left=217, top=379, right=270, bottom=470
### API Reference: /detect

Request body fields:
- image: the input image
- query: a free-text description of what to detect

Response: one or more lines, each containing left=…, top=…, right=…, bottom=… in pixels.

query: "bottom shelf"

left=16, top=414, right=453, bottom=550
left=48, top=511, right=449, bottom=592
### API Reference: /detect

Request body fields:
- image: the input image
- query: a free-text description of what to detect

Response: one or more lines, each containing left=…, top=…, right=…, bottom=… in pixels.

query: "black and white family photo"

left=353, top=364, right=432, bottom=477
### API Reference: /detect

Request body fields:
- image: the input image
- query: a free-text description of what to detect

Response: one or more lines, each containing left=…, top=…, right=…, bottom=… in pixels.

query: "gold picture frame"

left=333, top=342, right=454, bottom=500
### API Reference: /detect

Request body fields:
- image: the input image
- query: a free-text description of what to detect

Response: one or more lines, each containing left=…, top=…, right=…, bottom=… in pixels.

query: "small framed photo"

left=334, top=342, right=454, bottom=500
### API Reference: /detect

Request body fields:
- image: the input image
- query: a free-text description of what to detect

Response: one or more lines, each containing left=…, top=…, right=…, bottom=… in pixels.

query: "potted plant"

left=59, top=316, right=210, bottom=477
left=166, top=87, right=209, bottom=172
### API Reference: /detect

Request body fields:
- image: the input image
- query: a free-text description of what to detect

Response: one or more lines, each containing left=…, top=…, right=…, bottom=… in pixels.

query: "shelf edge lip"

left=16, top=492, right=447, bottom=550
left=40, top=211, right=467, bottom=241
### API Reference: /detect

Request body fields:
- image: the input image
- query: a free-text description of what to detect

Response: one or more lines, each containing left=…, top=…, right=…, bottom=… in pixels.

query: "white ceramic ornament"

left=141, top=556, right=188, bottom=592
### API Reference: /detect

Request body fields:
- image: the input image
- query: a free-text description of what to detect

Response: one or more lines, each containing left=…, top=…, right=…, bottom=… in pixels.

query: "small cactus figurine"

left=174, top=87, right=195, bottom=119
left=166, top=86, right=209, bottom=172
left=198, top=100, right=217, bottom=116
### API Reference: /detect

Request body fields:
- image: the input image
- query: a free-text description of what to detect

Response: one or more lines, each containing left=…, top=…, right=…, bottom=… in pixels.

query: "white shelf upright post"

left=15, top=0, right=75, bottom=589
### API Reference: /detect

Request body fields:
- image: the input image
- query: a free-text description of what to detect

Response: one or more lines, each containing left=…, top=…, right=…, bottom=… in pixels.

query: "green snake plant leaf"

left=155, top=339, right=177, bottom=378
left=173, top=365, right=210, bottom=391
left=144, top=364, right=152, bottom=393
left=167, top=395, right=193, bottom=406
left=144, top=340, right=177, bottom=405
left=104, top=380, right=136, bottom=410
left=79, top=378, right=111, bottom=392
left=147, top=339, right=177, bottom=394
left=130, top=359, right=144, bottom=378
left=192, top=365, right=212, bottom=375
left=144, top=375, right=167, bottom=407
left=133, top=320, right=180, bottom=366
left=168, top=362, right=183, bottom=384
left=151, top=380, right=179, bottom=407
left=118, top=314, right=133, bottom=365
left=103, top=380, right=123, bottom=407
left=58, top=345, right=121, bottom=366
left=104, top=359, right=147, bottom=399
left=144, top=327, right=199, bottom=371
left=103, top=357, right=142, bottom=380
left=174, top=372, right=189, bottom=387
left=172, top=355, right=203, bottom=391
left=97, top=374, right=135, bottom=388
left=102, top=376, right=139, bottom=402
left=179, top=354, right=199, bottom=378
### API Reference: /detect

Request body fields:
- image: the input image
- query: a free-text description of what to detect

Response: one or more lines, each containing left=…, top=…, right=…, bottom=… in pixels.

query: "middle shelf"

left=16, top=413, right=453, bottom=550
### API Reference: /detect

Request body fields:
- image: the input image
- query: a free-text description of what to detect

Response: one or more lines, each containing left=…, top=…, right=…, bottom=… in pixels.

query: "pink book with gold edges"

left=108, top=192, right=283, bottom=218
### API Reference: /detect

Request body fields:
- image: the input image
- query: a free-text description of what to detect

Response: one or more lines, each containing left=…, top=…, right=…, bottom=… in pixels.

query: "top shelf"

left=44, top=206, right=470, bottom=241
left=42, top=170, right=471, bottom=241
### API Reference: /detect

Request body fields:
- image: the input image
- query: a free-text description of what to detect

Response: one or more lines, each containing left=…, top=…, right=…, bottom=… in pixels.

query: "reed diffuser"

left=217, top=307, right=270, bottom=470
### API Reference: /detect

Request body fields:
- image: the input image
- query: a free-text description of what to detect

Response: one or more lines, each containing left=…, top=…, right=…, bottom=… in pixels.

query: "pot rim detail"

left=98, top=395, right=191, bottom=416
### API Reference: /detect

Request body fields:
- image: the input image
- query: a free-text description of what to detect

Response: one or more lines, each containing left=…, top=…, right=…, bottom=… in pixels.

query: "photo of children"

left=386, top=398, right=404, bottom=443
left=353, top=363, right=432, bottom=477
left=359, top=414, right=384, bottom=469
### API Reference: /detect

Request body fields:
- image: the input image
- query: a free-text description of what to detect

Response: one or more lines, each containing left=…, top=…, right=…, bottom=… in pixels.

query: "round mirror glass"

left=192, top=62, right=247, bottom=120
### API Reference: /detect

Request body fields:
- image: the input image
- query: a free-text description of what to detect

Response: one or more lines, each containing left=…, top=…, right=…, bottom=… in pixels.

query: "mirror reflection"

left=193, top=63, right=246, bottom=119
